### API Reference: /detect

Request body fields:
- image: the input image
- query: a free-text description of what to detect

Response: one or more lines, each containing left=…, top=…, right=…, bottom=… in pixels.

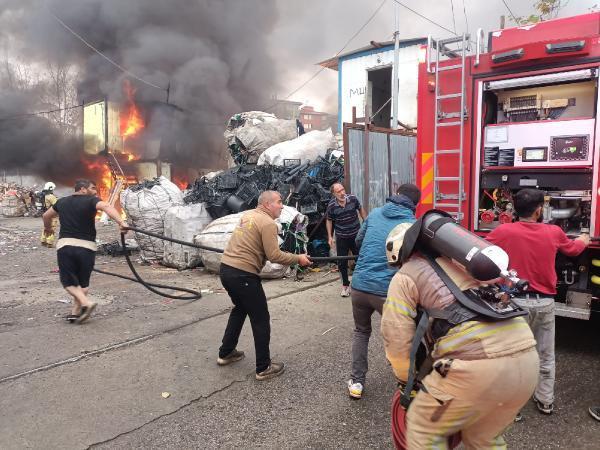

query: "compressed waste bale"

left=121, top=176, right=183, bottom=262
left=257, top=128, right=337, bottom=166
left=162, top=203, right=213, bottom=269
left=1, top=191, right=27, bottom=217
left=224, top=111, right=298, bottom=164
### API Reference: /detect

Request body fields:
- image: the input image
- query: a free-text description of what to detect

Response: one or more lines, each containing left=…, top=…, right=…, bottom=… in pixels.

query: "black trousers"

left=336, top=236, right=358, bottom=286
left=219, top=263, right=271, bottom=373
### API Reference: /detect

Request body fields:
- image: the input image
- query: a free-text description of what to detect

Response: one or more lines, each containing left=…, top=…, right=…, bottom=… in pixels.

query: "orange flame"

left=121, top=80, right=144, bottom=138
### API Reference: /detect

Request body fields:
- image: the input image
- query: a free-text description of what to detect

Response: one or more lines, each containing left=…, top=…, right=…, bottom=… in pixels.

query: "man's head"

left=396, top=183, right=421, bottom=205
left=74, top=179, right=98, bottom=196
left=258, top=190, right=284, bottom=219
left=514, top=188, right=544, bottom=220
left=330, top=183, right=346, bottom=201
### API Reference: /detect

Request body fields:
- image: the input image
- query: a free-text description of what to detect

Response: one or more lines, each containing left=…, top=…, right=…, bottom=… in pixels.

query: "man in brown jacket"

left=217, top=190, right=312, bottom=380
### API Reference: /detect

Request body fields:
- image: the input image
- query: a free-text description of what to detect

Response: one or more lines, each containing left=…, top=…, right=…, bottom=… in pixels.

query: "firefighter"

left=40, top=182, right=58, bottom=247
left=381, top=212, right=539, bottom=449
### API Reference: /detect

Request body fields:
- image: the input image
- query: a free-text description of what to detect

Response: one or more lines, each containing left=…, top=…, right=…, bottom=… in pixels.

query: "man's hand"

left=43, top=228, right=54, bottom=237
left=119, top=221, right=129, bottom=232
left=328, top=236, right=335, bottom=249
left=577, top=233, right=590, bottom=246
left=298, top=254, right=312, bottom=267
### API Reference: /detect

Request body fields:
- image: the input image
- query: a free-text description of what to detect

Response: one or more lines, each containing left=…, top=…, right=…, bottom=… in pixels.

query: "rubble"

left=183, top=150, right=344, bottom=223
left=0, top=182, right=37, bottom=217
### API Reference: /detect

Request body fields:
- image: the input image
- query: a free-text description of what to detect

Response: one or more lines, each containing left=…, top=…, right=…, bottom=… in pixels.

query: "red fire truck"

left=416, top=12, right=600, bottom=320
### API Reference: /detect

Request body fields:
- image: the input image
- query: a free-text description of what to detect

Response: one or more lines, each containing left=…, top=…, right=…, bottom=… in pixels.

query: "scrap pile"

left=183, top=150, right=344, bottom=224
left=0, top=182, right=36, bottom=217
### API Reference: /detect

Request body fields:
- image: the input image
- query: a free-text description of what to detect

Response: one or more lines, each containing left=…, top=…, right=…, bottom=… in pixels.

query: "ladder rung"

left=438, top=193, right=462, bottom=200
left=436, top=121, right=462, bottom=127
left=435, top=176, right=461, bottom=181
left=436, top=149, right=460, bottom=154
left=437, top=93, right=462, bottom=99
left=438, top=64, right=463, bottom=72
left=434, top=203, right=461, bottom=208
left=439, top=35, right=468, bottom=46
left=439, top=112, right=462, bottom=119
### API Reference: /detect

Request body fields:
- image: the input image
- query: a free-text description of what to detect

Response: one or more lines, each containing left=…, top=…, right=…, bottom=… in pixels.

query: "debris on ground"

left=96, top=239, right=140, bottom=257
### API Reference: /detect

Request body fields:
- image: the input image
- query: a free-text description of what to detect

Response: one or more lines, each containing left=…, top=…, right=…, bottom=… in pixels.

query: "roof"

left=318, top=37, right=427, bottom=71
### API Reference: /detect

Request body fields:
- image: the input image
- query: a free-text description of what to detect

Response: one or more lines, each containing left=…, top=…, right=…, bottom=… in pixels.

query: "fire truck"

left=416, top=12, right=600, bottom=320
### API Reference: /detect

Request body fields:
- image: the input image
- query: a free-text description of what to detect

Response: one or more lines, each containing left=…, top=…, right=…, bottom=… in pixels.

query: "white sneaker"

left=341, top=286, right=351, bottom=297
left=347, top=380, right=363, bottom=399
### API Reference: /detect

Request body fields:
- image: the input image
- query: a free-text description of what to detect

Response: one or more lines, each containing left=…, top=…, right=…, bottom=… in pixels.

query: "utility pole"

left=500, top=15, right=506, bottom=29
left=391, top=2, right=400, bottom=129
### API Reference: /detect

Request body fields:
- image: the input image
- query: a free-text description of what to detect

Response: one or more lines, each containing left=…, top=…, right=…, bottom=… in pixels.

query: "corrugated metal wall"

left=347, top=128, right=416, bottom=210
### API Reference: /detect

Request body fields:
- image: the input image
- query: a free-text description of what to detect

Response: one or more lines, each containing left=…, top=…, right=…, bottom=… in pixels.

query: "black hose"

left=92, top=225, right=358, bottom=300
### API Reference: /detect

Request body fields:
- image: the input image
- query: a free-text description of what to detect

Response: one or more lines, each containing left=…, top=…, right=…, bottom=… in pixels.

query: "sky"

left=272, top=0, right=598, bottom=112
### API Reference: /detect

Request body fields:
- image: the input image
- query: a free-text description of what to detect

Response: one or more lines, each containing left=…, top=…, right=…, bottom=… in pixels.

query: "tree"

left=512, top=0, right=568, bottom=25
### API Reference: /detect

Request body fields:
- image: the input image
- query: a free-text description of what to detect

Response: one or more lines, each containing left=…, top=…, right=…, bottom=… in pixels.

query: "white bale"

left=120, top=177, right=183, bottom=262
left=257, top=128, right=337, bottom=166
left=162, top=203, right=213, bottom=270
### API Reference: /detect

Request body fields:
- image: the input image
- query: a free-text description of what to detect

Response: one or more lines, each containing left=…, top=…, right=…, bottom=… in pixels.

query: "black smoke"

left=0, top=0, right=280, bottom=182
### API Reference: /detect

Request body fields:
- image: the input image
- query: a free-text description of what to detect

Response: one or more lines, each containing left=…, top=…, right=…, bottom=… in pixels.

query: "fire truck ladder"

left=429, top=33, right=470, bottom=221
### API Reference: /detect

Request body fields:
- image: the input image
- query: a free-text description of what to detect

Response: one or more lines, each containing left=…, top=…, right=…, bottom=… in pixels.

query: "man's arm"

left=381, top=273, right=419, bottom=383
left=326, top=218, right=335, bottom=248
left=261, top=222, right=310, bottom=266
left=42, top=207, right=59, bottom=235
left=556, top=227, right=588, bottom=257
left=358, top=207, right=367, bottom=221
left=96, top=201, right=128, bottom=230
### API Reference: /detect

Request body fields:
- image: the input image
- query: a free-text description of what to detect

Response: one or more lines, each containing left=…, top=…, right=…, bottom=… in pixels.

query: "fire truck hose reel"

left=92, top=226, right=357, bottom=300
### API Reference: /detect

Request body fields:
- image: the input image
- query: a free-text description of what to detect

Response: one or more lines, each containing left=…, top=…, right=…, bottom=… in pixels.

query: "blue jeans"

left=513, top=294, right=555, bottom=405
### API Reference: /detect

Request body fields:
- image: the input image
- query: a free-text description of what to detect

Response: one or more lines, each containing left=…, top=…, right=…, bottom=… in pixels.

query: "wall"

left=339, top=44, right=422, bottom=130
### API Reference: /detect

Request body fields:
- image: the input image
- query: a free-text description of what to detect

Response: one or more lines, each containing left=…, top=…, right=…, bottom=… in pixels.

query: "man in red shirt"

left=487, top=188, right=589, bottom=416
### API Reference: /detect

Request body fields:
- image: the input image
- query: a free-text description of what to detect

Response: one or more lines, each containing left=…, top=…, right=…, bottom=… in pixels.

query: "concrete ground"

left=0, top=217, right=598, bottom=449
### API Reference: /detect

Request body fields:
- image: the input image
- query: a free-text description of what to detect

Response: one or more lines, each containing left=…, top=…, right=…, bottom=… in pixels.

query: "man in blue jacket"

left=347, top=183, right=420, bottom=399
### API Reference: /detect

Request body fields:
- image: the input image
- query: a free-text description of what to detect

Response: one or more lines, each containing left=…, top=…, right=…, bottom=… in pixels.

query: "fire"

left=121, top=80, right=144, bottom=139
left=83, top=158, right=114, bottom=201
left=172, top=177, right=189, bottom=191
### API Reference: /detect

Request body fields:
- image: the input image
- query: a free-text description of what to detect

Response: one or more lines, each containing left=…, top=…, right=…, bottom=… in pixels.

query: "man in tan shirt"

left=217, top=190, right=311, bottom=380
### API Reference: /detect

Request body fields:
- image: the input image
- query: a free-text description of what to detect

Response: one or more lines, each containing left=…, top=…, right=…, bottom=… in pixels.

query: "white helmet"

left=43, top=182, right=56, bottom=191
left=385, top=222, right=413, bottom=265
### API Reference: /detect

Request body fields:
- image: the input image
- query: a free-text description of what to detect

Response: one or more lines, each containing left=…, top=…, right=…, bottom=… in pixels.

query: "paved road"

left=0, top=217, right=598, bottom=449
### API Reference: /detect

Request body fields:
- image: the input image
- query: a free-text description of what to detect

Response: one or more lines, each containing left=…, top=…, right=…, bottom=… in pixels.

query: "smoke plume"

left=0, top=0, right=280, bottom=183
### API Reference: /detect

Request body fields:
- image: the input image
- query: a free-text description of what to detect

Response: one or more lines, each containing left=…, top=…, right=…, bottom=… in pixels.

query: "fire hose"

left=92, top=226, right=357, bottom=300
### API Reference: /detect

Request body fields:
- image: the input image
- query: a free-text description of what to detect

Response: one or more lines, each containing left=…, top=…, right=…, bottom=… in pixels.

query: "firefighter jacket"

left=381, top=254, right=536, bottom=383
left=44, top=193, right=58, bottom=210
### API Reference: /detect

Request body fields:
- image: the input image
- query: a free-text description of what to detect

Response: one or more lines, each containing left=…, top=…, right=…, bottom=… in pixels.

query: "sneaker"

left=347, top=380, right=363, bottom=399
left=589, top=406, right=600, bottom=421
left=534, top=397, right=554, bottom=415
left=514, top=412, right=523, bottom=422
left=217, top=349, right=245, bottom=366
left=256, top=362, right=285, bottom=380
left=341, top=286, right=351, bottom=297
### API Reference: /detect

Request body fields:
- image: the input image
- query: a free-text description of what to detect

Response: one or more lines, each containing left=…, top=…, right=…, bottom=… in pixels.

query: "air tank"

left=420, top=211, right=509, bottom=281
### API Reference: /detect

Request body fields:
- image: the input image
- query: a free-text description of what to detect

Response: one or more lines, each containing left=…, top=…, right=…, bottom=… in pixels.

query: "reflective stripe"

left=435, top=318, right=529, bottom=354
left=384, top=296, right=417, bottom=318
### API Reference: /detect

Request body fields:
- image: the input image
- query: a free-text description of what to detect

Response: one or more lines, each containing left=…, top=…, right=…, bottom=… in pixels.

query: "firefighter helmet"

left=386, top=222, right=413, bottom=265
left=43, top=182, right=56, bottom=191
